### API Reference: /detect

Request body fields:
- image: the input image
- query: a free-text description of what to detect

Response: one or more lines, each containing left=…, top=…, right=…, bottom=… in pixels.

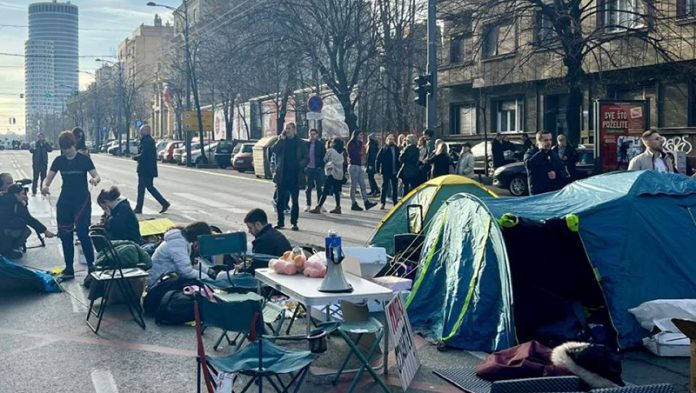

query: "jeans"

left=349, top=165, right=368, bottom=205
left=32, top=164, right=47, bottom=195
left=277, top=186, right=300, bottom=226
left=305, top=167, right=324, bottom=206
left=135, top=175, right=169, bottom=211
left=380, top=175, right=399, bottom=206
left=367, top=166, right=379, bottom=194
left=318, top=176, right=342, bottom=208
left=57, top=195, right=94, bottom=273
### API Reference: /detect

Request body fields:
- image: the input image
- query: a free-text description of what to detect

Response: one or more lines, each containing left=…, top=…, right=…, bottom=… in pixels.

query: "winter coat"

left=428, top=152, right=452, bottom=178
left=366, top=139, right=379, bottom=172
left=628, top=149, right=676, bottom=173
left=148, top=229, right=208, bottom=286
left=0, top=192, right=47, bottom=233
left=324, top=148, right=345, bottom=180
left=376, top=145, right=400, bottom=177
left=552, top=144, right=579, bottom=178
left=306, top=139, right=327, bottom=169
left=106, top=198, right=142, bottom=244
left=456, top=153, right=475, bottom=177
left=524, top=147, right=568, bottom=195
left=272, top=136, right=308, bottom=189
left=398, top=145, right=420, bottom=181
left=95, top=240, right=152, bottom=270
left=30, top=141, right=52, bottom=167
left=134, top=134, right=159, bottom=177
left=492, top=140, right=506, bottom=168
left=251, top=224, right=292, bottom=257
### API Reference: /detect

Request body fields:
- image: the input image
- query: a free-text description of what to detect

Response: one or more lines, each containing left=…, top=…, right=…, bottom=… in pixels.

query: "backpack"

left=155, top=290, right=195, bottom=325
left=143, top=273, right=199, bottom=315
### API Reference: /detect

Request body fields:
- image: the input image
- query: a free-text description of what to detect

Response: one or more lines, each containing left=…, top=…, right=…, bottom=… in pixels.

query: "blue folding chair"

left=194, top=294, right=317, bottom=393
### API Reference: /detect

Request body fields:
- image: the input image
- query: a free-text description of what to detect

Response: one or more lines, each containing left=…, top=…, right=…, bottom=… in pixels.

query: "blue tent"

left=406, top=171, right=696, bottom=351
left=0, top=257, right=62, bottom=293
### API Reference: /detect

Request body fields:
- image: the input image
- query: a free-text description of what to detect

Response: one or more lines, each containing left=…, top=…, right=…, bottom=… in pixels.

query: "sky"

left=0, top=0, right=174, bottom=135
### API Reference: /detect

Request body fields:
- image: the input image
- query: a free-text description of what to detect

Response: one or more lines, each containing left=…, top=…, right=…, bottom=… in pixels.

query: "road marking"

left=64, top=282, right=89, bottom=313
left=91, top=369, right=119, bottom=393
left=173, top=192, right=228, bottom=208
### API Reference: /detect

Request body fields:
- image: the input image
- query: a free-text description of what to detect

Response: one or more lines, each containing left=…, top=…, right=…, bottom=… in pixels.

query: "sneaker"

left=274, top=225, right=285, bottom=230
left=160, top=203, right=171, bottom=214
left=351, top=203, right=363, bottom=211
left=58, top=272, right=75, bottom=281
left=291, top=225, right=299, bottom=231
left=304, top=206, right=312, bottom=212
left=329, top=207, right=342, bottom=214
left=309, top=206, right=322, bottom=214
left=364, top=201, right=377, bottom=211
left=380, top=203, right=386, bottom=210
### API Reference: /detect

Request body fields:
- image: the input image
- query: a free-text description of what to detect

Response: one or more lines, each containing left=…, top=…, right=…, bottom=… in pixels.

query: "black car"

left=492, top=146, right=595, bottom=196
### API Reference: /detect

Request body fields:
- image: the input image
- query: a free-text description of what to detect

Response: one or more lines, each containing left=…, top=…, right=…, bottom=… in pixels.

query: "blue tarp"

left=407, top=171, right=696, bottom=350
left=0, top=257, right=62, bottom=293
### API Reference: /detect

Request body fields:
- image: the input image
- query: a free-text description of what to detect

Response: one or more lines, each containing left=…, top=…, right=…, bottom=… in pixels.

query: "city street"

left=0, top=150, right=690, bottom=393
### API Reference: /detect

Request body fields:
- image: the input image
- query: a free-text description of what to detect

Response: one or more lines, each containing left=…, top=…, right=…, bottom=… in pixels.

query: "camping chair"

left=194, top=294, right=321, bottom=393
left=86, top=229, right=148, bottom=334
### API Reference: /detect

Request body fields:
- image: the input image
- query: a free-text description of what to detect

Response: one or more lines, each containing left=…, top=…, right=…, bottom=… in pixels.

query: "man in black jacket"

left=524, top=131, right=568, bottom=195
left=133, top=125, right=170, bottom=214
left=0, top=184, right=55, bottom=258
left=272, top=123, right=308, bottom=231
left=244, top=208, right=292, bottom=257
left=366, top=133, right=380, bottom=197
left=29, top=132, right=52, bottom=196
left=304, top=128, right=326, bottom=212
left=376, top=134, right=400, bottom=209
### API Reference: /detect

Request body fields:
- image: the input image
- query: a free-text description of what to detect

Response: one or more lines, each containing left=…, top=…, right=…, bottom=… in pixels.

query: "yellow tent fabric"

left=139, top=218, right=176, bottom=237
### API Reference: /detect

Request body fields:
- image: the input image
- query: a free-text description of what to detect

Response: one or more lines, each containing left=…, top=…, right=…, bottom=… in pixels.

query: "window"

left=604, top=0, right=646, bottom=31
left=451, top=104, right=477, bottom=135
left=535, top=12, right=556, bottom=47
left=495, top=98, right=524, bottom=132
left=483, top=21, right=516, bottom=58
left=677, top=0, right=696, bottom=18
left=449, top=35, right=472, bottom=64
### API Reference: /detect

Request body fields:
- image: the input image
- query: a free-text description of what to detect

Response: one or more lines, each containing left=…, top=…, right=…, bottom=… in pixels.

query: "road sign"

left=135, top=119, right=143, bottom=128
left=182, top=111, right=214, bottom=132
left=306, top=112, right=323, bottom=121
left=307, top=95, right=323, bottom=113
left=385, top=296, right=420, bottom=392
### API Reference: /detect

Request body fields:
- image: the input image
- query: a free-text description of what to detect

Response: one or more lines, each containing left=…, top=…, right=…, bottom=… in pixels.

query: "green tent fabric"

left=406, top=171, right=696, bottom=351
left=95, top=240, right=152, bottom=270
left=368, top=175, right=495, bottom=255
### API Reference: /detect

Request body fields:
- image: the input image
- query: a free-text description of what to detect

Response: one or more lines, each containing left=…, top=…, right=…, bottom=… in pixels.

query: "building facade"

left=438, top=0, right=696, bottom=159
left=25, top=1, right=78, bottom=139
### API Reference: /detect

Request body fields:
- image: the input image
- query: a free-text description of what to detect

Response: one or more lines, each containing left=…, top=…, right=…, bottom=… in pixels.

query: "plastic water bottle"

left=325, top=230, right=343, bottom=264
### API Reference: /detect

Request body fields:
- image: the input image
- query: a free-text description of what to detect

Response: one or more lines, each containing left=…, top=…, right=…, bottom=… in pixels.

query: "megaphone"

left=319, top=231, right=353, bottom=293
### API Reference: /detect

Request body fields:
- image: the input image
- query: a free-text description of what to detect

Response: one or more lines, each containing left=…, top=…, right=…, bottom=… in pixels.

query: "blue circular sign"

left=135, top=119, right=143, bottom=128
left=307, top=96, right=323, bottom=113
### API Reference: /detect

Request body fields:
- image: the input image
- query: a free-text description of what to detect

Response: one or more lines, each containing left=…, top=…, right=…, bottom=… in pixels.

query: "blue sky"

left=0, top=0, right=174, bottom=134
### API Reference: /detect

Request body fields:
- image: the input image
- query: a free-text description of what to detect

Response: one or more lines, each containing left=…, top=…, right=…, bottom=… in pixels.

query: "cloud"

left=0, top=1, right=25, bottom=11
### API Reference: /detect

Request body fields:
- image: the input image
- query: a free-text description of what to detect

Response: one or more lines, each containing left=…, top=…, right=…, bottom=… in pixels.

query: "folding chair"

left=86, top=229, right=148, bottom=334
left=332, top=317, right=390, bottom=393
left=194, top=294, right=318, bottom=393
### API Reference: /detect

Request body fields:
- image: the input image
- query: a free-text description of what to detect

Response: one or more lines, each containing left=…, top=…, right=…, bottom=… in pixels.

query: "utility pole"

left=426, top=0, right=438, bottom=133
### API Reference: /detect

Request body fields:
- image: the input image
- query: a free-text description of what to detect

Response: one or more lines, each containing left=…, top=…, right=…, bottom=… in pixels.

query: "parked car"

left=160, top=140, right=183, bottom=163
left=174, top=142, right=201, bottom=165
left=493, top=145, right=595, bottom=196
left=100, top=140, right=116, bottom=152
left=472, top=140, right=526, bottom=176
left=182, top=142, right=218, bottom=166
left=231, top=142, right=255, bottom=172
left=107, top=140, right=139, bottom=155
left=155, top=139, right=169, bottom=159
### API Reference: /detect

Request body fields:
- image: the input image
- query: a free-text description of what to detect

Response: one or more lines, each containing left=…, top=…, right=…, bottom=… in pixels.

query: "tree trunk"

left=564, top=60, right=586, bottom=146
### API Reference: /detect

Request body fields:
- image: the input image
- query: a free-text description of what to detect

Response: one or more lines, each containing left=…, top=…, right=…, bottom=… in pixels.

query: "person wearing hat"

left=0, top=184, right=55, bottom=259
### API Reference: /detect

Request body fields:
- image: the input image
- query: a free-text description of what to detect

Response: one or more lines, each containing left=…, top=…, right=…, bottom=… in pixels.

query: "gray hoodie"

left=148, top=229, right=208, bottom=286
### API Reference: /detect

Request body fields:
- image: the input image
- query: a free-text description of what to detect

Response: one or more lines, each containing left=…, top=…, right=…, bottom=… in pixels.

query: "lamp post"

left=147, top=1, right=206, bottom=166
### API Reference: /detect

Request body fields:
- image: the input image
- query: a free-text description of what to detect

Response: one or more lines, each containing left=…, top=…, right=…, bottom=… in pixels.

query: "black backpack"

left=155, top=290, right=195, bottom=325
left=143, top=273, right=199, bottom=316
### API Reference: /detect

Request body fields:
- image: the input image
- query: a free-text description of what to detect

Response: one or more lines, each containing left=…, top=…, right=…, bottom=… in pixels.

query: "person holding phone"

left=524, top=131, right=567, bottom=195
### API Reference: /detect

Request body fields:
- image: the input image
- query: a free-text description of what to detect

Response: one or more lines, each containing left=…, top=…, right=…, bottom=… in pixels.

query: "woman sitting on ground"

left=96, top=186, right=142, bottom=244
left=147, top=221, right=212, bottom=287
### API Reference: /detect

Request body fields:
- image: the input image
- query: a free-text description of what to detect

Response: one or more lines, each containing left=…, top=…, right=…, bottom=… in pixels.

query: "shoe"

left=304, top=206, right=312, bottom=212
left=133, top=209, right=143, bottom=214
left=58, top=272, right=75, bottom=281
left=291, top=225, right=299, bottom=231
left=351, top=203, right=363, bottom=211
left=309, top=206, right=322, bottom=214
left=274, top=225, right=285, bottom=230
left=160, top=203, right=171, bottom=214
left=329, top=207, right=342, bottom=214
left=364, top=201, right=377, bottom=211
left=380, top=204, right=386, bottom=210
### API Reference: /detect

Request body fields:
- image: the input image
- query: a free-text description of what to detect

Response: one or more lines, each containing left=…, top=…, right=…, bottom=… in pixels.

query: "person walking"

left=133, top=125, right=170, bottom=214
left=427, top=140, right=452, bottom=179
left=455, top=142, right=475, bottom=178
left=628, top=130, right=676, bottom=173
left=304, top=128, right=326, bottom=212
left=272, top=122, right=307, bottom=231
left=29, top=132, right=52, bottom=196
left=524, top=131, right=568, bottom=195
left=72, top=127, right=89, bottom=156
left=552, top=134, right=578, bottom=181
left=376, top=134, right=400, bottom=210
left=398, top=135, right=421, bottom=195
left=310, top=137, right=345, bottom=214
left=366, top=133, right=380, bottom=197
left=42, top=131, right=101, bottom=281
left=347, top=130, right=377, bottom=211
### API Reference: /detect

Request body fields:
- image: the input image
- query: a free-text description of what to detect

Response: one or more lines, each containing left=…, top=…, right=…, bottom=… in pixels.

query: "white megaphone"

left=319, top=231, right=353, bottom=293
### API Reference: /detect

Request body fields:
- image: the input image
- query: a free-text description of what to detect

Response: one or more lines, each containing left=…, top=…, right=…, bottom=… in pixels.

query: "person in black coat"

left=29, top=132, right=52, bottom=196
left=491, top=133, right=506, bottom=169
left=524, top=132, right=568, bottom=195
left=552, top=134, right=579, bottom=181
left=272, top=123, right=308, bottom=231
left=376, top=134, right=400, bottom=209
left=398, top=135, right=421, bottom=195
left=366, top=134, right=380, bottom=196
left=0, top=184, right=55, bottom=258
left=133, top=125, right=170, bottom=214
left=97, top=186, right=143, bottom=245
left=244, top=208, right=292, bottom=257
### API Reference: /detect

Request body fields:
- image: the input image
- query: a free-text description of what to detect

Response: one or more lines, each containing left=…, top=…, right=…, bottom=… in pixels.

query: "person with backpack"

left=147, top=221, right=212, bottom=287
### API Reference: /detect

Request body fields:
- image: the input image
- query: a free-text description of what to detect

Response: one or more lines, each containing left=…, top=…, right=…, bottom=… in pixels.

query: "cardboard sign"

left=672, top=319, right=696, bottom=393
left=385, top=295, right=420, bottom=392
left=593, top=100, right=648, bottom=173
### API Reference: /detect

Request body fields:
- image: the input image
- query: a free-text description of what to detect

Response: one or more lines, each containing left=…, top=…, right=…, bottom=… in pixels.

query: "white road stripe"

left=64, top=282, right=89, bottom=313
left=91, top=369, right=119, bottom=393
left=173, top=192, right=228, bottom=208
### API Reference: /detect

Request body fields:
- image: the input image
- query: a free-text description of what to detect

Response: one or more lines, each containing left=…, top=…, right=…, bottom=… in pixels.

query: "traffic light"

left=413, top=74, right=432, bottom=107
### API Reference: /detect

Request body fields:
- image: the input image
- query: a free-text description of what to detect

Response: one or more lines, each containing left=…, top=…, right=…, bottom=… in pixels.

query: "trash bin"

left=253, top=136, right=278, bottom=179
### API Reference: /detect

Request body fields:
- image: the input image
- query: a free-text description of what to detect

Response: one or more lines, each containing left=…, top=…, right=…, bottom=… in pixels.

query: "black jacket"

left=492, top=140, right=506, bottom=168
left=398, top=145, right=420, bottom=181
left=272, top=136, right=308, bottom=189
left=252, top=224, right=292, bottom=257
left=30, top=141, right=52, bottom=167
left=366, top=139, right=379, bottom=171
left=524, top=147, right=568, bottom=195
left=106, top=199, right=143, bottom=244
left=306, top=139, right=327, bottom=169
left=552, top=144, right=579, bottom=178
left=428, top=153, right=452, bottom=178
left=376, top=145, right=400, bottom=177
left=0, top=192, right=47, bottom=233
left=134, top=134, right=158, bottom=178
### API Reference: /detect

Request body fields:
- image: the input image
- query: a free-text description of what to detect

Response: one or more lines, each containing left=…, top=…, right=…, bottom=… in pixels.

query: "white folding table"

left=254, top=268, right=394, bottom=375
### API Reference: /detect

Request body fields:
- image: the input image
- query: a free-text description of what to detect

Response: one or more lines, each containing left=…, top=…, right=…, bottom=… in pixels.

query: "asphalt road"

left=0, top=150, right=689, bottom=393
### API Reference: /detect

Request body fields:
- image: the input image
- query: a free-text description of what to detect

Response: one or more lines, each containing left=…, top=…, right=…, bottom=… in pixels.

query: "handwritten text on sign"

left=385, top=295, right=420, bottom=392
